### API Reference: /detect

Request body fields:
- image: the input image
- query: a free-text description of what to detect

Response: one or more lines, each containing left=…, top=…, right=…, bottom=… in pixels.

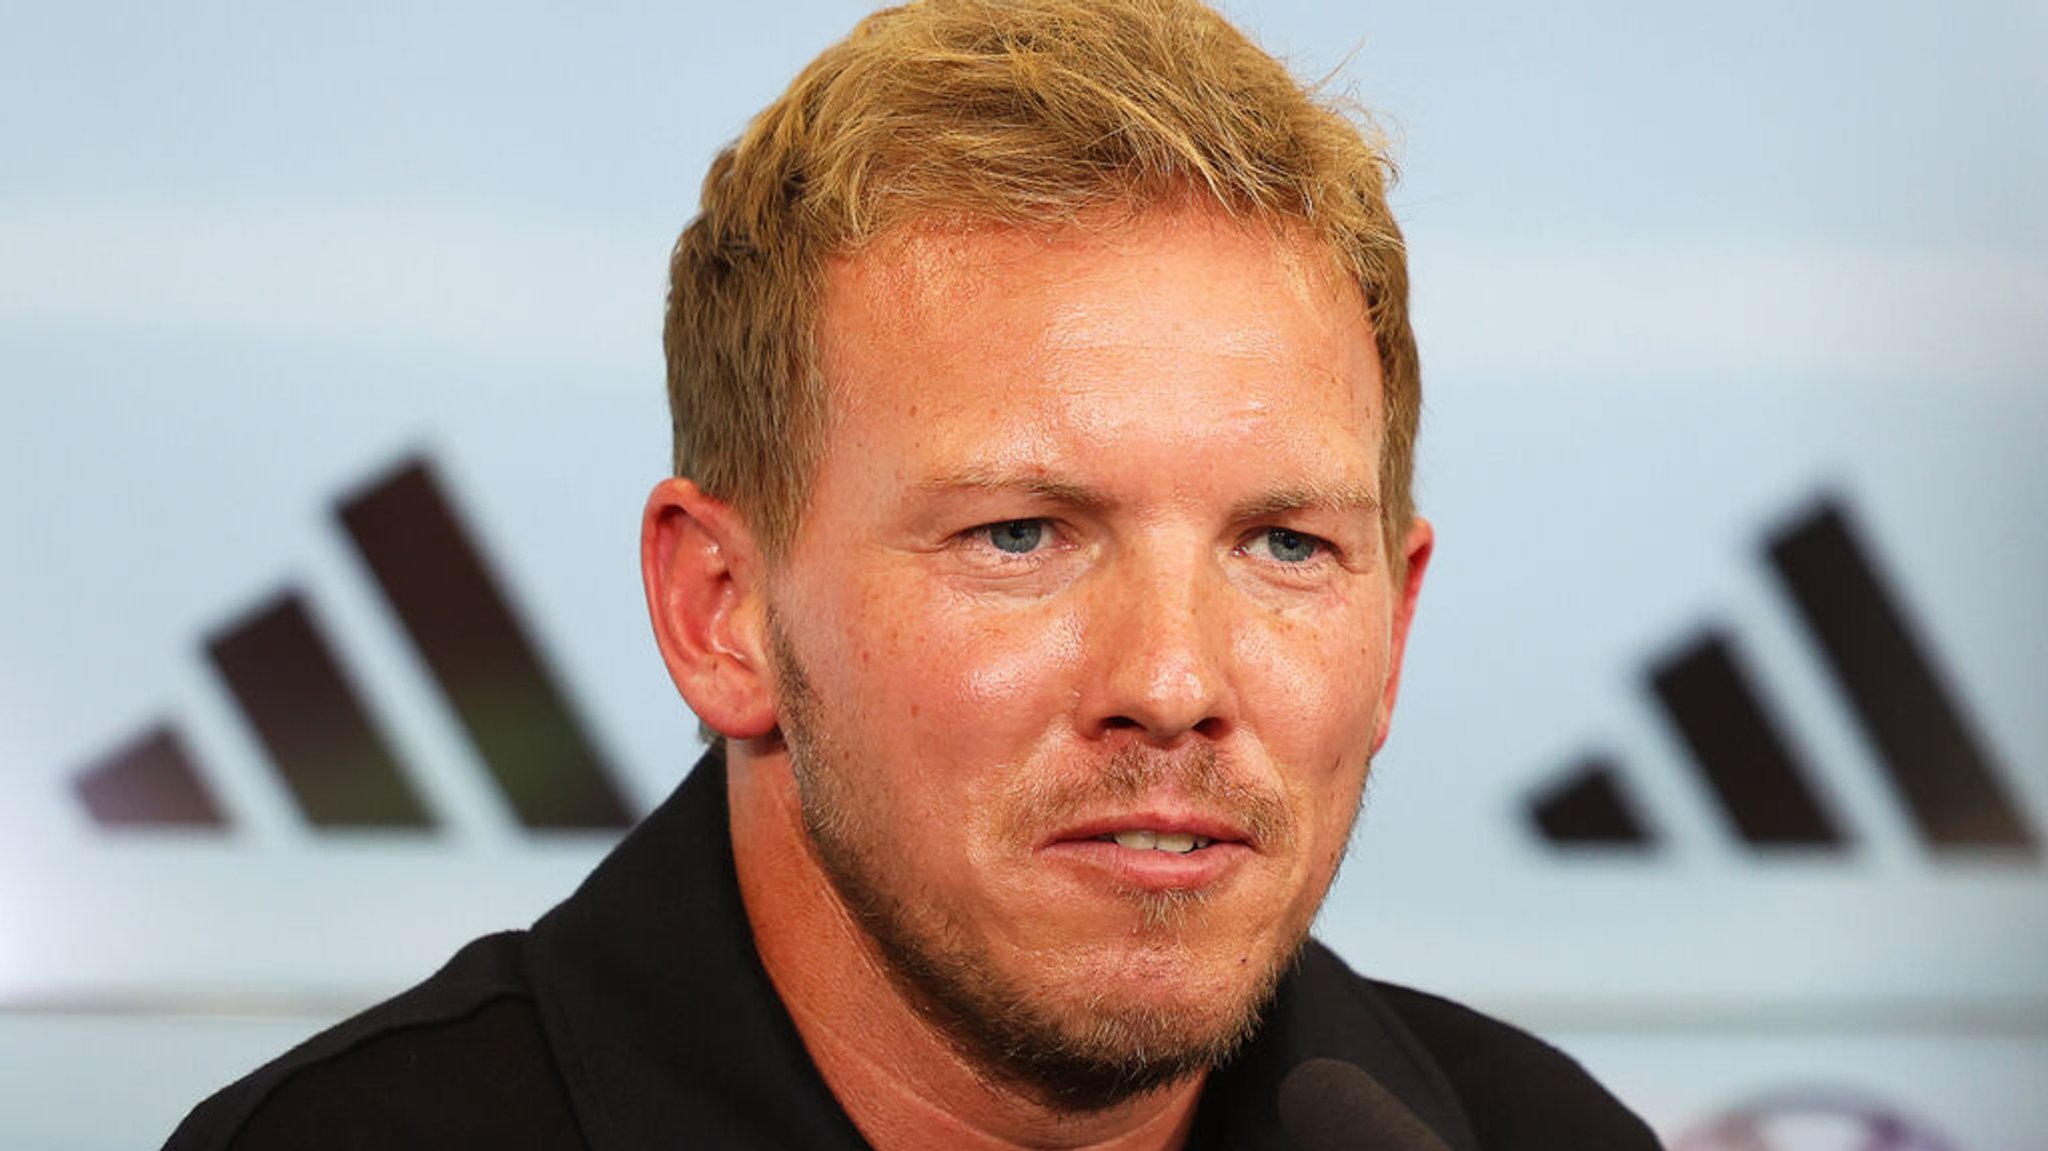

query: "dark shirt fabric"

left=166, top=750, right=1660, bottom=1150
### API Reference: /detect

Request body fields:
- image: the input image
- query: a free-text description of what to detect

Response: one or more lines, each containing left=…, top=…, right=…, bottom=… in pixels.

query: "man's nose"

left=1076, top=551, right=1234, bottom=744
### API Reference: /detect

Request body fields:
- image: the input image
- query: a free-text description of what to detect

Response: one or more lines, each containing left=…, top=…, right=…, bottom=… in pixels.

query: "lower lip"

left=1039, top=838, right=1252, bottom=891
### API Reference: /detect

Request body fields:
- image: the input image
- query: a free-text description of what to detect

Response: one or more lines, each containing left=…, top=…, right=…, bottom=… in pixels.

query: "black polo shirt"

left=165, top=750, right=1659, bottom=1149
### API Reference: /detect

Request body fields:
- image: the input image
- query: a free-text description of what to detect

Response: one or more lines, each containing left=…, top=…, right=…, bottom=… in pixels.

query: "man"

left=170, top=1, right=1659, bottom=1147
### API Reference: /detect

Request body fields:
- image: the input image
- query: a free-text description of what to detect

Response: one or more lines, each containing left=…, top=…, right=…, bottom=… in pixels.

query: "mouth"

left=1037, top=810, right=1256, bottom=893
left=1050, top=809, right=1251, bottom=853
left=1090, top=830, right=1217, bottom=854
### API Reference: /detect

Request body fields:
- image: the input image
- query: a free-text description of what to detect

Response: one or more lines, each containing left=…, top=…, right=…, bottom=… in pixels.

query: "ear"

left=1370, top=515, right=1434, bottom=756
left=641, top=478, right=778, bottom=740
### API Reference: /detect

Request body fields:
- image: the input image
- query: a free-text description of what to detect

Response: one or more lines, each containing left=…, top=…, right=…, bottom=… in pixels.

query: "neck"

left=727, top=744, right=1207, bottom=1151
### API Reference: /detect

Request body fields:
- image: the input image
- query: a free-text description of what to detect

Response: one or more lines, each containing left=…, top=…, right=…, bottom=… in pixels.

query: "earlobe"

left=1370, top=516, right=1435, bottom=756
left=641, top=478, right=779, bottom=740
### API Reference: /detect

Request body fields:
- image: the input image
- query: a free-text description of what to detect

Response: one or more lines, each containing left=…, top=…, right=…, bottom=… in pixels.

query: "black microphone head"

left=1278, top=1058, right=1454, bottom=1151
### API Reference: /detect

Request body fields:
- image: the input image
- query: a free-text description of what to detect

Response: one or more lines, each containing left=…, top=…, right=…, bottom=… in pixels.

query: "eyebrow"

left=1230, top=481, right=1381, bottom=522
left=914, top=467, right=1113, bottom=511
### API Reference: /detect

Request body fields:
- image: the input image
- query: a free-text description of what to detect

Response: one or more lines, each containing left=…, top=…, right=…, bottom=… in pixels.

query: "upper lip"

left=1043, top=809, right=1255, bottom=850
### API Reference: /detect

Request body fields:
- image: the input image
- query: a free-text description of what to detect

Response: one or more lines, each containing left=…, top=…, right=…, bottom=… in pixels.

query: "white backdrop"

left=3, top=2, right=2044, bottom=1147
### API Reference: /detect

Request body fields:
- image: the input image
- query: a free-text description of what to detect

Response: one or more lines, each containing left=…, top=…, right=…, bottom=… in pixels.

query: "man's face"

left=765, top=207, right=1428, bottom=1105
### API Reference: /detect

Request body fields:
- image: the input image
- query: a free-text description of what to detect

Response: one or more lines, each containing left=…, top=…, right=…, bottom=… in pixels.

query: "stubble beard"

left=769, top=615, right=1327, bottom=1113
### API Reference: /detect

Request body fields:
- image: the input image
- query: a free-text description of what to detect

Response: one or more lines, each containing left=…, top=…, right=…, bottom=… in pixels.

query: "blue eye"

left=1256, top=528, right=1320, bottom=563
left=986, top=520, right=1046, bottom=554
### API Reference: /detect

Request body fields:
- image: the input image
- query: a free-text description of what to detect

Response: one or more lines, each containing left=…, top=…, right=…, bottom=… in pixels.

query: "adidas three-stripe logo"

left=1530, top=496, right=2038, bottom=858
left=72, top=454, right=634, bottom=833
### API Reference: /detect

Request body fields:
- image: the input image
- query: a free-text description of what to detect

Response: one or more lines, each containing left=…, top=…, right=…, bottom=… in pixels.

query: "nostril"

left=1103, top=715, right=1142, bottom=731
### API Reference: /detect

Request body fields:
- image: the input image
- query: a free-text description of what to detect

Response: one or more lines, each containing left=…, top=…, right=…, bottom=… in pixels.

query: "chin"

left=980, top=934, right=1302, bottom=1112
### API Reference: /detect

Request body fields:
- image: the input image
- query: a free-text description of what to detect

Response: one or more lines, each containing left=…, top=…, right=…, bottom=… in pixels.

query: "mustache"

left=997, top=742, right=1293, bottom=852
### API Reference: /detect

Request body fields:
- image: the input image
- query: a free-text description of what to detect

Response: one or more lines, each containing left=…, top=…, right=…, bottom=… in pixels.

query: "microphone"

left=1278, top=1058, right=1454, bottom=1151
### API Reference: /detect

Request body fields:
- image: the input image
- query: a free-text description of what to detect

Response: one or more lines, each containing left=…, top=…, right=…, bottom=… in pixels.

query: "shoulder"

left=1295, top=944, right=1663, bottom=1149
left=162, top=932, right=586, bottom=1151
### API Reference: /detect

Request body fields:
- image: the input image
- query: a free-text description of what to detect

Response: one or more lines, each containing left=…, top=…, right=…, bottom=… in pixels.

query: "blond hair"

left=665, top=0, right=1418, bottom=573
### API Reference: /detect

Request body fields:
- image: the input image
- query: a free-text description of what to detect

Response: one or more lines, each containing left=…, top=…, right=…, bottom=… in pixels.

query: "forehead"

left=823, top=208, right=1366, bottom=356
left=812, top=206, right=1384, bottom=480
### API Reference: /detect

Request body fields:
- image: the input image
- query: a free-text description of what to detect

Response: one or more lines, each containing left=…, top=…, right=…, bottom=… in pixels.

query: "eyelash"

left=976, top=519, right=1052, bottom=556
left=959, top=520, right=1334, bottom=566
left=1238, top=527, right=1328, bottom=565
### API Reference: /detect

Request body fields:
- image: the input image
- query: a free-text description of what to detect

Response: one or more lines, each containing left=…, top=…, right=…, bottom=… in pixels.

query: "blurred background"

left=3, top=1, right=2044, bottom=1146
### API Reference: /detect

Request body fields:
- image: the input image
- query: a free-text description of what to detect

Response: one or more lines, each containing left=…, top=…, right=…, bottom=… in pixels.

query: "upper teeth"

left=1108, top=830, right=1213, bottom=853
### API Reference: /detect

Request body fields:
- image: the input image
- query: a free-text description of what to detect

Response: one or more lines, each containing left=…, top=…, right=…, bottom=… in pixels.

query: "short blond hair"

left=665, top=0, right=1418, bottom=571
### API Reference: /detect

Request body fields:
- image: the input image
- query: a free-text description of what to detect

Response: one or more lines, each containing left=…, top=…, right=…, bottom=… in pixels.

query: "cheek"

left=823, top=584, right=1086, bottom=757
left=956, top=609, right=1084, bottom=715
left=1235, top=606, right=1389, bottom=746
left=1235, top=605, right=1390, bottom=860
